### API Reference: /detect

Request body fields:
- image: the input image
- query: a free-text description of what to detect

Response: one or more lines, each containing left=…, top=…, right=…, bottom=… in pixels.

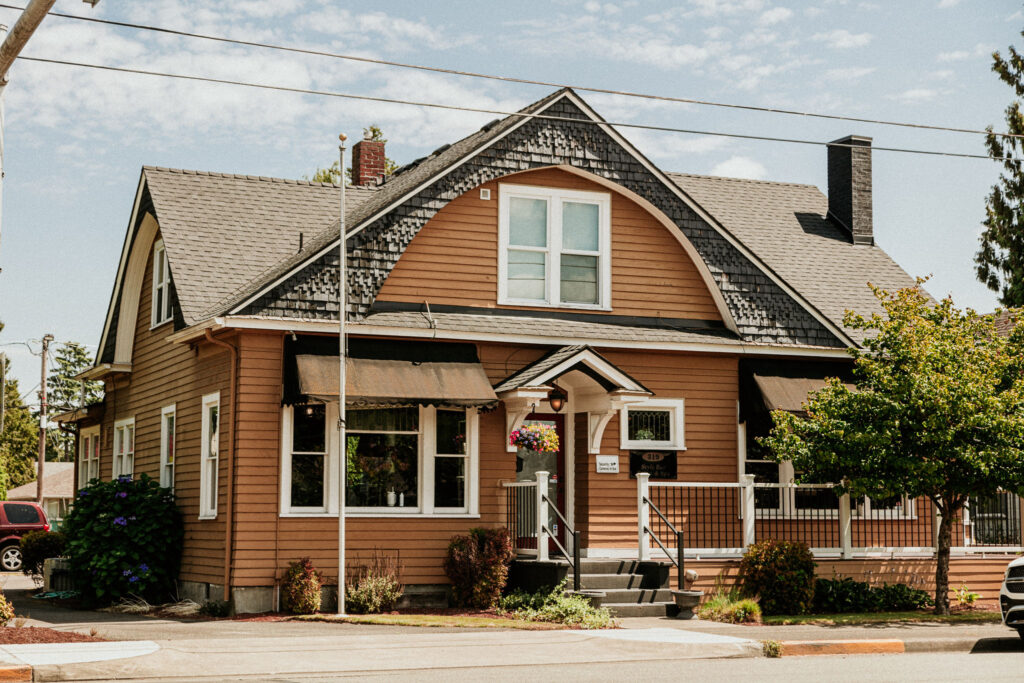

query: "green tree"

left=761, top=282, right=1024, bottom=614
left=0, top=374, right=39, bottom=499
left=976, top=32, right=1024, bottom=305
left=45, top=343, right=102, bottom=461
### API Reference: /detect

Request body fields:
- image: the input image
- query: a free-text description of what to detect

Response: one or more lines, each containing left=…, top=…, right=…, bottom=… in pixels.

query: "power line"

left=3, top=2, right=1019, bottom=141
left=17, top=55, right=1011, bottom=162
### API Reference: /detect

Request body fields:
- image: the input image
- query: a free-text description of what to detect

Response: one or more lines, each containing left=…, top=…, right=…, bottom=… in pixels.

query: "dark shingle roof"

left=669, top=173, right=918, bottom=344
left=143, top=167, right=378, bottom=324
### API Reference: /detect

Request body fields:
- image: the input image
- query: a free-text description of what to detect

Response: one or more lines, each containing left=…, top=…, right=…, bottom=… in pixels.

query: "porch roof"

left=493, top=345, right=651, bottom=395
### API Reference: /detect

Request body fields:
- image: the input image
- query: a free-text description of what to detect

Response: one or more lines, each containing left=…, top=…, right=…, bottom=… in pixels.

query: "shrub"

left=199, top=600, right=230, bottom=617
left=875, top=582, right=933, bottom=611
left=63, top=474, right=183, bottom=605
left=443, top=527, right=515, bottom=608
left=763, top=640, right=782, bottom=658
left=740, top=540, right=816, bottom=616
left=281, top=558, right=323, bottom=614
left=813, top=577, right=934, bottom=613
left=955, top=583, right=981, bottom=608
left=497, top=582, right=614, bottom=629
left=697, top=586, right=762, bottom=623
left=0, top=593, right=14, bottom=626
left=346, top=550, right=403, bottom=614
left=19, top=530, right=66, bottom=579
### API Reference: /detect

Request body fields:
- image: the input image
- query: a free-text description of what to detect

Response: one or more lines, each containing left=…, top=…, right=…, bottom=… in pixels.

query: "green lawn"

left=763, top=610, right=1002, bottom=626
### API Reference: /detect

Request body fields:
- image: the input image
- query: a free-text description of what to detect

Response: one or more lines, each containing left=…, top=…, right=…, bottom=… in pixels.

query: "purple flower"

left=113, top=516, right=127, bottom=526
left=117, top=475, right=132, bottom=483
left=78, top=490, right=89, bottom=497
left=138, top=564, right=149, bottom=573
left=122, top=569, right=132, bottom=576
left=129, top=576, right=139, bottom=583
left=117, top=492, right=128, bottom=499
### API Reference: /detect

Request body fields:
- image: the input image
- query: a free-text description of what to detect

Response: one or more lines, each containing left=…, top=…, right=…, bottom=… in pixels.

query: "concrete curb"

left=778, top=639, right=905, bottom=656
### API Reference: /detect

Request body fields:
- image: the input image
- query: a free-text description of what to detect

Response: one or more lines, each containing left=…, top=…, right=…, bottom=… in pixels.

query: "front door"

left=515, top=413, right=566, bottom=553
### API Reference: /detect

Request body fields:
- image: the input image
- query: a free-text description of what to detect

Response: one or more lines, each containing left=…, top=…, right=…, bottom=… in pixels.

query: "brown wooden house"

left=66, top=89, right=1022, bottom=613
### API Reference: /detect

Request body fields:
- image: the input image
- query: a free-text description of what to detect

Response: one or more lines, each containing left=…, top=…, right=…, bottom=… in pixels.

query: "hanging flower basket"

left=509, top=423, right=559, bottom=453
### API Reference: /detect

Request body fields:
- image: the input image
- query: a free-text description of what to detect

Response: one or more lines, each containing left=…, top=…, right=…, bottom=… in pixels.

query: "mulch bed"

left=0, top=626, right=107, bottom=644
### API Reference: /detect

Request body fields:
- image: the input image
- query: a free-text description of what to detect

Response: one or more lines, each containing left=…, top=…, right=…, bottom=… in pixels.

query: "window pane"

left=746, top=460, right=780, bottom=509
left=127, top=426, right=134, bottom=452
left=4, top=503, right=39, bottom=524
left=627, top=410, right=671, bottom=441
left=509, top=197, right=547, bottom=247
left=208, top=407, right=219, bottom=457
left=166, top=416, right=175, bottom=464
left=348, top=407, right=418, bottom=432
left=293, top=404, right=326, bottom=452
left=795, top=488, right=839, bottom=510
left=434, top=456, right=465, bottom=508
left=560, top=253, right=598, bottom=304
left=507, top=250, right=546, bottom=300
left=436, top=409, right=466, bottom=455
left=346, top=433, right=418, bottom=508
left=562, top=202, right=599, bottom=251
left=155, top=289, right=165, bottom=322
left=291, top=453, right=326, bottom=508
left=207, top=459, right=218, bottom=510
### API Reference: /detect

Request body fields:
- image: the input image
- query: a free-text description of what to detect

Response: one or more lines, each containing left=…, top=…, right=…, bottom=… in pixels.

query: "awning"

left=752, top=373, right=855, bottom=413
left=295, top=355, right=498, bottom=407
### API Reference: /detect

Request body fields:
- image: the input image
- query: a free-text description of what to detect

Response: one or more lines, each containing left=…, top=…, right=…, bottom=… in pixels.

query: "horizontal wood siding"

left=375, top=167, right=722, bottom=322
left=99, top=230, right=231, bottom=586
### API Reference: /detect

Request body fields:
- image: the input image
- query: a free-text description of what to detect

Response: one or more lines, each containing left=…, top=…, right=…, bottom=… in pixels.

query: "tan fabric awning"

left=295, top=355, right=498, bottom=407
left=752, top=374, right=855, bottom=413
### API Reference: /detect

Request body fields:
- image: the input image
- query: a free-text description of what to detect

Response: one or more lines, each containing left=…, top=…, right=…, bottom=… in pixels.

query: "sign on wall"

left=629, top=450, right=678, bottom=479
left=595, top=455, right=619, bottom=474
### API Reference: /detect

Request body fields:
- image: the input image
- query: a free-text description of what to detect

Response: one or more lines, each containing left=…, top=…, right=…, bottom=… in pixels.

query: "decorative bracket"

left=584, top=391, right=651, bottom=453
left=498, top=387, right=551, bottom=452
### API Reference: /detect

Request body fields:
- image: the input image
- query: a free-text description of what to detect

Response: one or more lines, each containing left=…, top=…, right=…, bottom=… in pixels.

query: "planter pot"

left=671, top=589, right=704, bottom=620
left=568, top=590, right=606, bottom=608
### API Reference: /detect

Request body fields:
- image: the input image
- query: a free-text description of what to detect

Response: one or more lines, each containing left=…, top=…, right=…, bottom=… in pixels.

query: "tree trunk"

left=934, top=497, right=957, bottom=615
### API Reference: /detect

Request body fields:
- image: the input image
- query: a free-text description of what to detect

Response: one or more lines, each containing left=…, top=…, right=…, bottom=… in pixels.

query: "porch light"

left=547, top=386, right=567, bottom=413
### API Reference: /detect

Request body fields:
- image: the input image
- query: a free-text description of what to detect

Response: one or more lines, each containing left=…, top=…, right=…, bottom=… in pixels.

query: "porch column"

left=536, top=470, right=549, bottom=562
left=740, top=474, right=756, bottom=548
left=637, top=472, right=650, bottom=561
left=839, top=494, right=853, bottom=559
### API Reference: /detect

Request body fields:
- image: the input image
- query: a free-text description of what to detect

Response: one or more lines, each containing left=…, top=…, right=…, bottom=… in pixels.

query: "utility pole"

left=0, top=351, right=6, bottom=433
left=337, top=133, right=348, bottom=616
left=36, top=333, right=51, bottom=503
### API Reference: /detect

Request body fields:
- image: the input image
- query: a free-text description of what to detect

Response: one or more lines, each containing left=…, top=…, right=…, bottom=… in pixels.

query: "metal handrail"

left=543, top=494, right=572, bottom=531
left=644, top=495, right=680, bottom=536
left=642, top=495, right=686, bottom=590
left=541, top=494, right=581, bottom=592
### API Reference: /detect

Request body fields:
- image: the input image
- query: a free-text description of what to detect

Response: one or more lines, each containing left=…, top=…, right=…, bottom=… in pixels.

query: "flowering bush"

left=281, top=557, right=323, bottom=614
left=63, top=474, right=182, bottom=605
left=443, top=527, right=515, bottom=608
left=509, top=424, right=559, bottom=453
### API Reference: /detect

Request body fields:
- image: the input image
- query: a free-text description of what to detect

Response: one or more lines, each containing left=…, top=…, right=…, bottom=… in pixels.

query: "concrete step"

left=602, top=601, right=678, bottom=618
left=569, top=573, right=644, bottom=590
left=597, top=588, right=675, bottom=604
left=575, top=559, right=641, bottom=574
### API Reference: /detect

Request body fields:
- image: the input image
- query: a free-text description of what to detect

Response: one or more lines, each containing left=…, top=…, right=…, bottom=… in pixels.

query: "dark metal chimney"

left=827, top=135, right=873, bottom=246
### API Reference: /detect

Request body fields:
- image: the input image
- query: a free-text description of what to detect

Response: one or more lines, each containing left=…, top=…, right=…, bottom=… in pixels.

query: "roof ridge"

left=667, top=171, right=817, bottom=189
left=142, top=165, right=380, bottom=191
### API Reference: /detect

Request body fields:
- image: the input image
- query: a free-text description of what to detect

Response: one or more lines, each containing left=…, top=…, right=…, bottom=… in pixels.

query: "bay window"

left=498, top=184, right=611, bottom=309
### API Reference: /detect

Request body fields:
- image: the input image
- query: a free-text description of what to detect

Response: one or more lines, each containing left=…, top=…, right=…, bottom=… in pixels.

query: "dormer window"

left=498, top=184, right=611, bottom=309
left=151, top=240, right=173, bottom=327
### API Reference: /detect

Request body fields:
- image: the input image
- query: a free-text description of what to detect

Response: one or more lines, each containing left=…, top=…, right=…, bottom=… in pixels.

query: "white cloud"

left=823, top=66, right=875, bottom=81
left=889, top=88, right=939, bottom=103
left=937, top=43, right=992, bottom=62
left=812, top=29, right=872, bottom=49
left=758, top=7, right=794, bottom=25
left=710, top=156, right=768, bottom=179
left=938, top=0, right=961, bottom=7
left=584, top=1, right=622, bottom=14
left=804, top=6, right=824, bottom=16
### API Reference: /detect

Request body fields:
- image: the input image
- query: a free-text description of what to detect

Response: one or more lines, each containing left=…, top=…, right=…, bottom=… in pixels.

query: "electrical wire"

left=3, top=2, right=1019, bottom=141
left=16, top=56, right=1011, bottom=161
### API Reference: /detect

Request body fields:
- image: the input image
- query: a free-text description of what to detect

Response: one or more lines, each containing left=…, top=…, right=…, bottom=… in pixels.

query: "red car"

left=0, top=502, right=50, bottom=572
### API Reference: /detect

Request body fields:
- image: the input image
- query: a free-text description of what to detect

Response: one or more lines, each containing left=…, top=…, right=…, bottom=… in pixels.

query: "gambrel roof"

left=97, top=88, right=920, bottom=364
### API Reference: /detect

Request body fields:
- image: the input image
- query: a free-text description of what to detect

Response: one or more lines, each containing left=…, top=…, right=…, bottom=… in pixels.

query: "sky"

left=0, top=0, right=1021, bottom=399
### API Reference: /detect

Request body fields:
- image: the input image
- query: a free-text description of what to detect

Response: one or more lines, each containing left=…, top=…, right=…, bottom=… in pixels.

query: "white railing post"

left=637, top=472, right=650, bottom=561
left=536, top=471, right=549, bottom=562
left=740, top=474, right=756, bottom=549
left=839, top=493, right=853, bottom=559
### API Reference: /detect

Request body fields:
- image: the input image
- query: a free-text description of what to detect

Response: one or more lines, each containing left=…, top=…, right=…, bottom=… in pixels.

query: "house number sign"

left=595, top=455, right=619, bottom=473
left=629, top=450, right=678, bottom=479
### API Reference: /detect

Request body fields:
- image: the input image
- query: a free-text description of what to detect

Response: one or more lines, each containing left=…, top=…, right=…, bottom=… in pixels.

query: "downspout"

left=205, top=329, right=238, bottom=603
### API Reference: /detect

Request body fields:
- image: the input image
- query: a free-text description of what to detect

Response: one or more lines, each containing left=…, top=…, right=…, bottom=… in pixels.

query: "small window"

left=160, top=405, right=176, bottom=489
left=289, top=404, right=328, bottom=511
left=434, top=409, right=468, bottom=510
left=79, top=426, right=101, bottom=487
left=499, top=185, right=611, bottom=309
left=620, top=400, right=685, bottom=450
left=151, top=240, right=173, bottom=327
left=113, top=418, right=135, bottom=478
left=199, top=392, right=220, bottom=519
left=4, top=503, right=40, bottom=525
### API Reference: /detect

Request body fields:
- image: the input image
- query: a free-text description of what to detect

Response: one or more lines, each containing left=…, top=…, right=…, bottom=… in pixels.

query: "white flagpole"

left=337, top=133, right=348, bottom=616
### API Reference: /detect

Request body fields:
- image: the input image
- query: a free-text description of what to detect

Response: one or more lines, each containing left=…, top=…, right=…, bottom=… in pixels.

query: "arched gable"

left=112, top=212, right=161, bottom=364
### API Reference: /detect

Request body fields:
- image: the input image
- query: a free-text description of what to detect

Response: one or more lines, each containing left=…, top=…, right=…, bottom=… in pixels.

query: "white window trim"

left=280, top=405, right=479, bottom=518
left=620, top=399, right=685, bottom=451
left=151, top=239, right=172, bottom=328
left=112, top=417, right=135, bottom=479
left=79, top=426, right=100, bottom=488
left=497, top=183, right=612, bottom=311
left=160, top=404, right=176, bottom=490
left=853, top=494, right=917, bottom=520
left=199, top=392, right=220, bottom=520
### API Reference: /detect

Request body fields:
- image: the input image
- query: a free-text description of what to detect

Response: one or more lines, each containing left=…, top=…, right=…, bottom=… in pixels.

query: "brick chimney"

left=351, top=133, right=386, bottom=186
left=827, top=135, right=873, bottom=246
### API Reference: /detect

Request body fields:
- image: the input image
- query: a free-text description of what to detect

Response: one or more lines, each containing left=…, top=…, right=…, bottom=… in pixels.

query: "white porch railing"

left=636, top=474, right=1024, bottom=560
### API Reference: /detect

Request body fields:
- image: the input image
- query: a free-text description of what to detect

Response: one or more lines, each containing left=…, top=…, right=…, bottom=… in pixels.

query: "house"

left=64, top=88, right=1021, bottom=612
left=6, top=461, right=75, bottom=526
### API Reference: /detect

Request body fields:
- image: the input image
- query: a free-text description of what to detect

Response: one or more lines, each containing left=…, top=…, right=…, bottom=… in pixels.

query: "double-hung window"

left=347, top=407, right=421, bottom=511
left=498, top=184, right=611, bottom=309
left=160, top=404, right=176, bottom=489
left=78, top=426, right=100, bottom=487
left=620, top=400, right=685, bottom=451
left=282, top=403, right=333, bottom=514
left=112, top=418, right=135, bottom=478
left=151, top=240, right=172, bottom=327
left=199, top=392, right=220, bottom=519
left=432, top=409, right=469, bottom=511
